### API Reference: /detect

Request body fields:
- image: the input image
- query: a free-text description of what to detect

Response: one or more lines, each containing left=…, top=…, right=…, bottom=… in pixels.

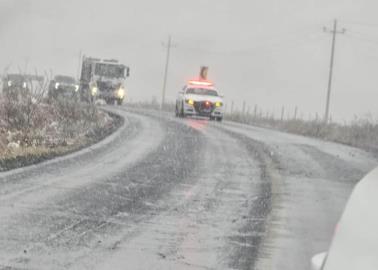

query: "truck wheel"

left=117, top=99, right=123, bottom=105
left=216, top=117, right=223, bottom=122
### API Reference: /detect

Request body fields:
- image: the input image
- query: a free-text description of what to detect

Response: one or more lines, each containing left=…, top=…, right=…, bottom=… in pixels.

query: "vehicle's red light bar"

left=188, top=80, right=214, bottom=87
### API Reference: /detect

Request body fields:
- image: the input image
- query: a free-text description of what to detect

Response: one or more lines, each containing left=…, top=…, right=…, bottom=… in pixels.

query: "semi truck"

left=79, top=56, right=130, bottom=105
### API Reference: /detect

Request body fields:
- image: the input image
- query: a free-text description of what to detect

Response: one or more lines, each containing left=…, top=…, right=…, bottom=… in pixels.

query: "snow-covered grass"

left=125, top=100, right=378, bottom=152
left=225, top=112, right=378, bottom=153
left=0, top=93, right=118, bottom=170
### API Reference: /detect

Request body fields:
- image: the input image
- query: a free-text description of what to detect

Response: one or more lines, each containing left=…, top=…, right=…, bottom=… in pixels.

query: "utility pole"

left=242, top=101, right=246, bottom=115
left=77, top=50, right=82, bottom=81
left=323, top=19, right=345, bottom=124
left=161, top=36, right=173, bottom=110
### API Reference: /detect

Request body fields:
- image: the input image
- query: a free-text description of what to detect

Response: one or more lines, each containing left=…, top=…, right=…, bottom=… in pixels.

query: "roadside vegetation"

left=127, top=99, right=378, bottom=153
left=0, top=76, right=121, bottom=171
left=225, top=111, right=378, bottom=153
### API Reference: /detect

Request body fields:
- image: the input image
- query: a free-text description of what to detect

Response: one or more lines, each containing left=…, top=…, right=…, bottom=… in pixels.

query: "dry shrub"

left=0, top=87, right=112, bottom=152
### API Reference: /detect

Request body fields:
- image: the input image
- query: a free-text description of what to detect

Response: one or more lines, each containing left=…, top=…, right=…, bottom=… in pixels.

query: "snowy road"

left=0, top=107, right=376, bottom=270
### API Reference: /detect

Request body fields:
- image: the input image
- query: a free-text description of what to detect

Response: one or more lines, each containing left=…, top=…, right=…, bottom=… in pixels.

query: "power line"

left=323, top=19, right=346, bottom=124
left=346, top=31, right=378, bottom=46
left=343, top=36, right=378, bottom=61
left=171, top=26, right=325, bottom=56
left=175, top=32, right=327, bottom=57
left=340, top=20, right=378, bottom=28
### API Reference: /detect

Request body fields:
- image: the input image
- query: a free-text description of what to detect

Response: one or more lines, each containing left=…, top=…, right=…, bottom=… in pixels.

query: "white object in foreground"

left=311, top=166, right=378, bottom=270
left=311, top=252, right=327, bottom=270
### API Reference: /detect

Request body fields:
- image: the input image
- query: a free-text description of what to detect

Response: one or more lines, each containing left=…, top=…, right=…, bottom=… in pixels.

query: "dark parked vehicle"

left=48, top=75, right=79, bottom=100
left=2, top=74, right=43, bottom=100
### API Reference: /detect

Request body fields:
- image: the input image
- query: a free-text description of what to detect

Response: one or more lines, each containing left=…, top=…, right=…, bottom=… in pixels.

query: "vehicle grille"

left=59, top=85, right=76, bottom=92
left=97, top=81, right=115, bottom=91
left=193, top=101, right=214, bottom=115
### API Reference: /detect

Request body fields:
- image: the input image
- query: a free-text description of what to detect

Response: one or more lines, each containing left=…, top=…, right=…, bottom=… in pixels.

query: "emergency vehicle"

left=175, top=67, right=224, bottom=121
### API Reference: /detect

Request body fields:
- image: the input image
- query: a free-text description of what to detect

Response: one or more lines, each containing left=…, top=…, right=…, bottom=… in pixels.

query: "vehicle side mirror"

left=311, top=252, right=327, bottom=270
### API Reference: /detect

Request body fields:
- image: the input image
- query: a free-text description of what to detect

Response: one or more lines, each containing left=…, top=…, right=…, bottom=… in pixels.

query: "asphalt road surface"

left=0, top=107, right=377, bottom=270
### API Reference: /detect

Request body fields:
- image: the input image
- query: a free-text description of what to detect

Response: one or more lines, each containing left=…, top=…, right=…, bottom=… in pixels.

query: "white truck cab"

left=175, top=80, right=224, bottom=121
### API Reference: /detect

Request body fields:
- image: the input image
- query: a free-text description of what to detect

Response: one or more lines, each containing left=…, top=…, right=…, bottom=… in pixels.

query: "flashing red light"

left=205, top=101, right=211, bottom=107
left=188, top=80, right=214, bottom=87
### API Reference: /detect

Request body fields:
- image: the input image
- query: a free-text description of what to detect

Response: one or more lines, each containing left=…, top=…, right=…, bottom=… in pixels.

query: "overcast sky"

left=1, top=0, right=378, bottom=121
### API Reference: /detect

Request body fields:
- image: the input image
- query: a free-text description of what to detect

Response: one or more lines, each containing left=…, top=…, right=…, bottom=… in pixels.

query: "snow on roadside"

left=0, top=96, right=120, bottom=171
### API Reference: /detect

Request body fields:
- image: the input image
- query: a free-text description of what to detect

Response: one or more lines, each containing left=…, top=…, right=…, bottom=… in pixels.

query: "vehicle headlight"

left=117, top=88, right=125, bottom=99
left=186, top=99, right=194, bottom=105
left=55, top=82, right=60, bottom=89
left=7, top=81, right=12, bottom=87
left=215, top=101, right=223, bottom=107
left=91, top=87, right=98, bottom=96
left=74, top=85, right=79, bottom=92
left=22, top=82, right=27, bottom=88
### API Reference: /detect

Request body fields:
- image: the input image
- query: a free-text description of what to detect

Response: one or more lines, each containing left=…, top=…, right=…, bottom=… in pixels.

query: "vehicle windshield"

left=95, top=63, right=125, bottom=78
left=186, top=88, right=218, bottom=96
left=55, top=75, right=75, bottom=84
